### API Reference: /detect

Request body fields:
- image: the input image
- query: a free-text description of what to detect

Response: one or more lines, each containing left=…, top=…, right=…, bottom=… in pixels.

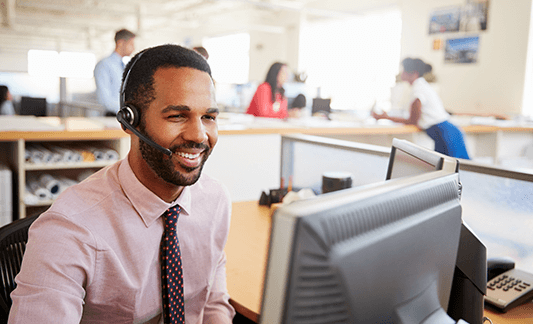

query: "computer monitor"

left=386, top=138, right=459, bottom=180
left=260, top=170, right=464, bottom=323
left=385, top=139, right=486, bottom=324
left=19, top=96, right=47, bottom=116
left=311, top=98, right=331, bottom=115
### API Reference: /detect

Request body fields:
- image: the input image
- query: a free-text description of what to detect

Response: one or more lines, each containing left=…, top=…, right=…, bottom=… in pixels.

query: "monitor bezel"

left=386, top=138, right=459, bottom=180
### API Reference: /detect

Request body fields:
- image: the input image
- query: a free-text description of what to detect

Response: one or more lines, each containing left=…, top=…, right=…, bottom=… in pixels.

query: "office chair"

left=0, top=215, right=39, bottom=322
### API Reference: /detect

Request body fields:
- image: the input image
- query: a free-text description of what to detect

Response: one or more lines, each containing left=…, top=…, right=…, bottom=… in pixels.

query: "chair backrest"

left=0, top=215, right=39, bottom=320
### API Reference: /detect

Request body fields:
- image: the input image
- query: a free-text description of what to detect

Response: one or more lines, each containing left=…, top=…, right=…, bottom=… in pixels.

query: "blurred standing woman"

left=373, top=58, right=470, bottom=159
left=0, top=85, right=15, bottom=115
left=246, top=62, right=289, bottom=119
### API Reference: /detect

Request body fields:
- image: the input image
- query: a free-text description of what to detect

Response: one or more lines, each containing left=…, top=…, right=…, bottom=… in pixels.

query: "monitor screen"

left=19, top=96, right=47, bottom=116
left=311, top=98, right=331, bottom=115
left=260, top=171, right=463, bottom=323
left=386, top=138, right=458, bottom=180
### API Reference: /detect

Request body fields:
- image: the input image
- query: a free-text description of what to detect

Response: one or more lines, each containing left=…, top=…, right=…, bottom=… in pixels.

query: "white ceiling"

left=0, top=0, right=398, bottom=55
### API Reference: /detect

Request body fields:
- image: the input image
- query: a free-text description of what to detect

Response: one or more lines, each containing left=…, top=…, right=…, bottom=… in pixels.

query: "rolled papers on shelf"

left=57, top=176, right=78, bottom=194
left=104, top=148, right=120, bottom=161
left=23, top=185, right=40, bottom=205
left=27, top=178, right=52, bottom=201
left=38, top=173, right=61, bottom=197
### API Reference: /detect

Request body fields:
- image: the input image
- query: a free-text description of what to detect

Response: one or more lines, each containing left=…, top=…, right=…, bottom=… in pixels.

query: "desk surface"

left=226, top=201, right=533, bottom=324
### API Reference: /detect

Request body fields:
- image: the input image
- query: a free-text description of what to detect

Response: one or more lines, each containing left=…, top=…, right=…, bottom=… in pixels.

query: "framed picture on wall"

left=429, top=6, right=462, bottom=34
left=460, top=0, right=490, bottom=32
left=444, top=36, right=479, bottom=64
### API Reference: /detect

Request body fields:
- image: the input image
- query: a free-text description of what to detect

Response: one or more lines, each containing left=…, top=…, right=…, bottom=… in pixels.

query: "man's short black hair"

left=115, top=29, right=136, bottom=43
left=122, top=44, right=212, bottom=115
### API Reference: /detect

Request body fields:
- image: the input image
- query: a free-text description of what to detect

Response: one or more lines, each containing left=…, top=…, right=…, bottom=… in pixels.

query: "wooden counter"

left=1, top=116, right=531, bottom=140
left=218, top=124, right=533, bottom=136
left=0, top=129, right=128, bottom=141
left=226, top=201, right=533, bottom=324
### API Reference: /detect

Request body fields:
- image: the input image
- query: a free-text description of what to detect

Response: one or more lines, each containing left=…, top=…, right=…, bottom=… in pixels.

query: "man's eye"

left=204, top=115, right=217, bottom=121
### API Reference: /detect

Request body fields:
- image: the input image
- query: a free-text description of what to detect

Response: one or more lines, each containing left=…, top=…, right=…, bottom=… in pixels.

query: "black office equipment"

left=19, top=96, right=47, bottom=116
left=311, top=98, right=331, bottom=115
left=447, top=223, right=487, bottom=324
left=487, top=257, right=516, bottom=281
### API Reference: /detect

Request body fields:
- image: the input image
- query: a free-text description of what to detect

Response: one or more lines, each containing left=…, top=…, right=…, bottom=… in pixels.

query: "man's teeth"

left=177, top=152, right=200, bottom=159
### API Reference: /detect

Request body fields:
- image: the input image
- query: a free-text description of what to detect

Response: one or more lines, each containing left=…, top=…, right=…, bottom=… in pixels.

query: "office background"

left=0, top=0, right=531, bottom=118
left=0, top=1, right=533, bottom=320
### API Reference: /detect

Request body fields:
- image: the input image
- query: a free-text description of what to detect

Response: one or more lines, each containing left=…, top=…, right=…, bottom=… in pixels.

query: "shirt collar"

left=118, top=156, right=192, bottom=228
left=413, top=77, right=426, bottom=86
left=111, top=52, right=124, bottom=64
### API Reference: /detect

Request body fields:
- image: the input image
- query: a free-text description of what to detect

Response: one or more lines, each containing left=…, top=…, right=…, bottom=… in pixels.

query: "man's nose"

left=182, top=118, right=208, bottom=144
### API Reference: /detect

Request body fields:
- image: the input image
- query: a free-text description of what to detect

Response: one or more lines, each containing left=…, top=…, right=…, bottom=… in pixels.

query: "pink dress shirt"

left=9, top=156, right=235, bottom=323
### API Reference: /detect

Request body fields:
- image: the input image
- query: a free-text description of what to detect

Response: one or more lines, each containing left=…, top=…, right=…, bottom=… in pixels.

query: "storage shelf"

left=25, top=200, right=54, bottom=207
left=24, top=161, right=115, bottom=170
left=2, top=132, right=130, bottom=219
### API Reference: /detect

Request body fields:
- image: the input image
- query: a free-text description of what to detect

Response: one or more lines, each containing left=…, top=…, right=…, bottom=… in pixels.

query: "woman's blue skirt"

left=425, top=121, right=470, bottom=159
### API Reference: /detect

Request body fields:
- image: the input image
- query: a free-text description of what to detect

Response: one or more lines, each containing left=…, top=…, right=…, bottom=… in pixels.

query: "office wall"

left=1, top=0, right=531, bottom=116
left=400, top=0, right=532, bottom=115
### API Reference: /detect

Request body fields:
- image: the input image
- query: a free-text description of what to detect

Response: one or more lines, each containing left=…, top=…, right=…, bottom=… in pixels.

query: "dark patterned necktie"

left=161, top=205, right=185, bottom=324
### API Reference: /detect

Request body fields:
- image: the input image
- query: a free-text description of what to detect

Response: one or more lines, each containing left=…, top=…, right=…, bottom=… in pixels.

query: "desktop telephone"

left=485, top=258, right=533, bottom=312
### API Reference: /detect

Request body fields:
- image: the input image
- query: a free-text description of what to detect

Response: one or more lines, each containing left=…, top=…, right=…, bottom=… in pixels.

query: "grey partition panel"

left=459, top=168, right=533, bottom=271
left=281, top=135, right=390, bottom=193
left=281, top=134, right=533, bottom=271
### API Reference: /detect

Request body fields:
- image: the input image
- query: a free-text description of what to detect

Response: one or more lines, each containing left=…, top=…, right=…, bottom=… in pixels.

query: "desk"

left=226, top=201, right=533, bottom=324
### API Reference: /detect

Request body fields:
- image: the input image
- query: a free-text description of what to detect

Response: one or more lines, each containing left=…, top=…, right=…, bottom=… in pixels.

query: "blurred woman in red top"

left=246, top=62, right=289, bottom=119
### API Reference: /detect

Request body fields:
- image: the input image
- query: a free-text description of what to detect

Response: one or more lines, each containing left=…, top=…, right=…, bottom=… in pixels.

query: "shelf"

left=2, top=130, right=130, bottom=219
left=25, top=200, right=54, bottom=207
left=24, top=161, right=115, bottom=170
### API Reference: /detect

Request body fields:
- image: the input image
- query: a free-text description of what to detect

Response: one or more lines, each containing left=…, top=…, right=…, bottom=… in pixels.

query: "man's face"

left=121, top=38, right=135, bottom=57
left=138, top=67, right=218, bottom=187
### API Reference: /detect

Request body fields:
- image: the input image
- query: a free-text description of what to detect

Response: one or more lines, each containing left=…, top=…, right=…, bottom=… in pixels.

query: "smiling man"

left=9, top=45, right=235, bottom=324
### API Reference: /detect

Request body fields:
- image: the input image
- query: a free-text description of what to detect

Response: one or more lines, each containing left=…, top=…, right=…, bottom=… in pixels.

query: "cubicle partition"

left=280, top=134, right=390, bottom=193
left=458, top=162, right=533, bottom=271
left=279, top=134, right=533, bottom=271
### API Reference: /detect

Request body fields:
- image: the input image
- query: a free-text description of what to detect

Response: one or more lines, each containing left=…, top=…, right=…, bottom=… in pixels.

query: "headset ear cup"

left=117, top=108, right=129, bottom=131
left=128, top=105, right=141, bottom=128
left=117, top=105, right=141, bottom=131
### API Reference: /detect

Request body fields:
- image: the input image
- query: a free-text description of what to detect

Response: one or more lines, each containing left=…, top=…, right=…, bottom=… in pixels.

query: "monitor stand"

left=447, top=223, right=487, bottom=324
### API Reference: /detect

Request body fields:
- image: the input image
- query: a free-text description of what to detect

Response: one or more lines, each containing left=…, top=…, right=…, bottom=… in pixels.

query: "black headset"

left=116, top=52, right=173, bottom=157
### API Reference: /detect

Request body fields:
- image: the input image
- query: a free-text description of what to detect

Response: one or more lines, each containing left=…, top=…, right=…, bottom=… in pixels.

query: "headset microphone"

left=116, top=52, right=173, bottom=157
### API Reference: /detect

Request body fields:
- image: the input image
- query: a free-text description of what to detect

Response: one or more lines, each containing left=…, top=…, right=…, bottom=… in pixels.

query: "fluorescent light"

left=28, top=50, right=59, bottom=77
left=28, top=50, right=96, bottom=78
left=58, top=52, right=96, bottom=78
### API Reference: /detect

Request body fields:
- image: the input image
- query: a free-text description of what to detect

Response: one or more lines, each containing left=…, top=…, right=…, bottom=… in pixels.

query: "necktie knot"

left=164, top=206, right=181, bottom=232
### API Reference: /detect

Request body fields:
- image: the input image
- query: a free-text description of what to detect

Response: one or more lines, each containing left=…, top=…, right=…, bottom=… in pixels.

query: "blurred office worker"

left=94, top=29, right=136, bottom=116
left=9, top=45, right=235, bottom=323
left=0, top=85, right=15, bottom=115
left=246, top=62, right=289, bottom=119
left=193, top=46, right=209, bottom=60
left=288, top=93, right=306, bottom=119
left=373, top=58, right=470, bottom=159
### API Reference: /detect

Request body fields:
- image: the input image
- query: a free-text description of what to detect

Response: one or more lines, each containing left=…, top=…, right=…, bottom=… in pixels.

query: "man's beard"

left=138, top=124, right=212, bottom=187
